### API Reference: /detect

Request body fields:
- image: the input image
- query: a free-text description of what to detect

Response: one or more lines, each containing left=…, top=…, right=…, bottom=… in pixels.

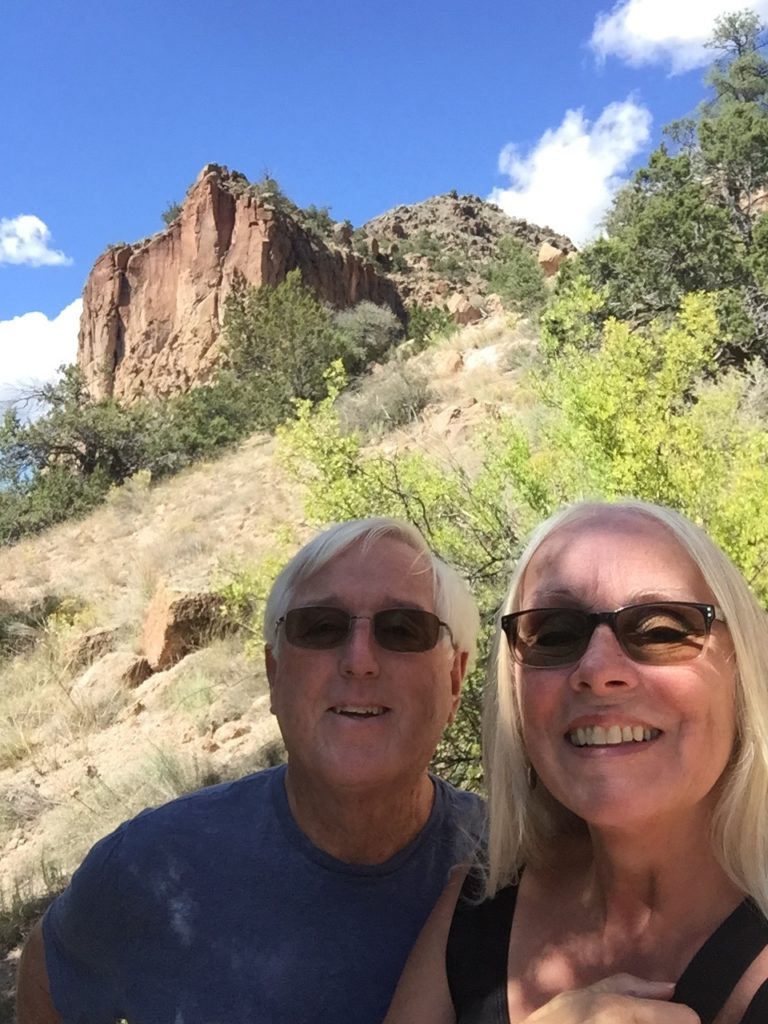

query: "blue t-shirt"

left=44, top=765, right=484, bottom=1024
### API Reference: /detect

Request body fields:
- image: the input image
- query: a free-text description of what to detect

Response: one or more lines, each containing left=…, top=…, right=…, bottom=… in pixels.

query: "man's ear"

left=265, top=645, right=278, bottom=714
left=447, top=649, right=469, bottom=725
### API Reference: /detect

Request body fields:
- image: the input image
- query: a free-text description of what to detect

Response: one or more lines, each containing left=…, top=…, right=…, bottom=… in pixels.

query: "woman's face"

left=516, top=510, right=738, bottom=833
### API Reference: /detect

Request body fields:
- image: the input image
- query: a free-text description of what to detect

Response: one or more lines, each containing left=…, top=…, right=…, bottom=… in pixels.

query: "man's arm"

left=16, top=920, right=62, bottom=1024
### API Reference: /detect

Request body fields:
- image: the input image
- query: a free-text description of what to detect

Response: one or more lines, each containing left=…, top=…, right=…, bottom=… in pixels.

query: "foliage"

left=407, top=304, right=456, bottom=349
left=336, top=362, right=434, bottom=437
left=485, top=236, right=547, bottom=315
left=539, top=270, right=607, bottom=357
left=221, top=270, right=363, bottom=430
left=333, top=301, right=404, bottom=366
left=301, top=204, right=335, bottom=240
left=402, top=229, right=443, bottom=259
left=161, top=201, right=182, bottom=226
left=215, top=533, right=296, bottom=657
left=276, top=296, right=768, bottom=788
left=565, top=10, right=768, bottom=364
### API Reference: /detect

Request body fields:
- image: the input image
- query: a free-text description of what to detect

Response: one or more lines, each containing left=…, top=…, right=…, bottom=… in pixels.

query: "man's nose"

left=339, top=618, right=380, bottom=677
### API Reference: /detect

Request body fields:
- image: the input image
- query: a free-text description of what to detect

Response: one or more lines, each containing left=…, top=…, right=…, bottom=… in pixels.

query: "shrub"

left=336, top=362, right=434, bottom=436
left=301, top=204, right=335, bottom=240
left=161, top=201, right=182, bottom=227
left=407, top=305, right=455, bottom=349
left=334, top=301, right=405, bottom=367
left=485, top=236, right=547, bottom=315
left=221, top=270, right=358, bottom=430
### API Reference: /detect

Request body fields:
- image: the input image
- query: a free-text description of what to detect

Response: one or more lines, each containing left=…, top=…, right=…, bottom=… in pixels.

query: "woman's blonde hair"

left=483, top=499, right=768, bottom=914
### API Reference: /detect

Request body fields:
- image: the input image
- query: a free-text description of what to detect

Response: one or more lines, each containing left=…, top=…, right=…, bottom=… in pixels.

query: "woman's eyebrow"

left=522, top=587, right=701, bottom=606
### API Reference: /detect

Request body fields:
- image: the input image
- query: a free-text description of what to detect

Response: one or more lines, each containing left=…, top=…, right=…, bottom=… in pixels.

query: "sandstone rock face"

left=78, top=165, right=404, bottom=401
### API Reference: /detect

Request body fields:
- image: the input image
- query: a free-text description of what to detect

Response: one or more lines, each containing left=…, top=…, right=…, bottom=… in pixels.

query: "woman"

left=386, top=500, right=768, bottom=1024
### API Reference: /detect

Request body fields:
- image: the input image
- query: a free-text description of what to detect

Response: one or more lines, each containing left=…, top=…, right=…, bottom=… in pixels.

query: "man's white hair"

left=263, top=517, right=480, bottom=665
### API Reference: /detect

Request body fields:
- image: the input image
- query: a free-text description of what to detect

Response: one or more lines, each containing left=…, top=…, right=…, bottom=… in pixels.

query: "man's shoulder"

left=433, top=777, right=485, bottom=815
left=126, top=763, right=284, bottom=836
left=85, top=765, right=285, bottom=868
left=430, top=776, right=486, bottom=847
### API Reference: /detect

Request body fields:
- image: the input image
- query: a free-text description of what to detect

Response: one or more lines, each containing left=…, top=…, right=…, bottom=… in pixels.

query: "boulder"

left=446, top=293, right=483, bottom=325
left=67, top=626, right=120, bottom=670
left=537, top=241, right=566, bottom=277
left=143, top=585, right=227, bottom=670
left=433, top=350, right=463, bottom=376
left=71, top=651, right=153, bottom=704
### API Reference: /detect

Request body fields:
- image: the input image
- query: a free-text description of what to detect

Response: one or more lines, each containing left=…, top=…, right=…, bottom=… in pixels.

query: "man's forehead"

left=294, top=536, right=435, bottom=599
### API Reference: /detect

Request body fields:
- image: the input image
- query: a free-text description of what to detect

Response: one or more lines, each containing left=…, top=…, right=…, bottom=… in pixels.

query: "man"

left=16, top=517, right=485, bottom=1024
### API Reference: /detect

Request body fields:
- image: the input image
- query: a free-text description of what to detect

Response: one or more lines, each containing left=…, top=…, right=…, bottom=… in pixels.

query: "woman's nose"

left=569, top=623, right=639, bottom=692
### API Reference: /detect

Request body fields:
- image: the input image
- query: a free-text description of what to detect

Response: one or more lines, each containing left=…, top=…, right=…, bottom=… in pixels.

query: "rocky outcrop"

left=143, top=584, right=229, bottom=671
left=78, top=165, right=404, bottom=401
left=358, top=192, right=576, bottom=310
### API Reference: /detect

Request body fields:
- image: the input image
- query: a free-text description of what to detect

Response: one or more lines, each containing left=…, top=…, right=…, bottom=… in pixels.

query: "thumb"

left=587, top=974, right=676, bottom=1001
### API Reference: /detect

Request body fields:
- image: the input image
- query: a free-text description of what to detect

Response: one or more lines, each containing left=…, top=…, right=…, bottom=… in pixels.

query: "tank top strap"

left=446, top=873, right=518, bottom=1024
left=741, top=976, right=768, bottom=1022
left=673, top=900, right=768, bottom=1024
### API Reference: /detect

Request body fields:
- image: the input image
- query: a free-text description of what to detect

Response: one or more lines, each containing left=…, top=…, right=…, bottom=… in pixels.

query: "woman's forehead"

left=520, top=511, right=706, bottom=602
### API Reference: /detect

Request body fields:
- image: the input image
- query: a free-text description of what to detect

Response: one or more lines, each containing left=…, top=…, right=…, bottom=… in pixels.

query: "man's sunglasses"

left=501, top=601, right=725, bottom=668
left=276, top=606, right=453, bottom=652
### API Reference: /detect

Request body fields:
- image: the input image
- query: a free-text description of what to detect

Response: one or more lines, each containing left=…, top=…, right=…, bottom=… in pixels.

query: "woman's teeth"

left=568, top=724, right=660, bottom=747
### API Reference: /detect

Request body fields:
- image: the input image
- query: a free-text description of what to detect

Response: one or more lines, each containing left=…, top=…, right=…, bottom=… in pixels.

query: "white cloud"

left=0, top=215, right=73, bottom=267
left=591, top=0, right=768, bottom=73
left=0, top=299, right=82, bottom=409
left=488, top=99, right=652, bottom=246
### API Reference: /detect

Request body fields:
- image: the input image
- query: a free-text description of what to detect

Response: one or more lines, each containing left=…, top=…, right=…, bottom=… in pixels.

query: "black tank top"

left=446, top=880, right=768, bottom=1024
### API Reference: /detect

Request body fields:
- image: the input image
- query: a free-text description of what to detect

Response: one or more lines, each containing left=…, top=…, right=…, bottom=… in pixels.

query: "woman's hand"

left=524, top=975, right=700, bottom=1024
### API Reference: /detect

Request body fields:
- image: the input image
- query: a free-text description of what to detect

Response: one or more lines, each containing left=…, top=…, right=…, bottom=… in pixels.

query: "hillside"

left=0, top=314, right=537, bottom=1015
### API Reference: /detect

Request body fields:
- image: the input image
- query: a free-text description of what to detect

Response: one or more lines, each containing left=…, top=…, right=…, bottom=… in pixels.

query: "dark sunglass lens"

left=512, top=609, right=590, bottom=666
left=284, top=607, right=350, bottom=649
left=619, top=603, right=708, bottom=663
left=375, top=609, right=440, bottom=651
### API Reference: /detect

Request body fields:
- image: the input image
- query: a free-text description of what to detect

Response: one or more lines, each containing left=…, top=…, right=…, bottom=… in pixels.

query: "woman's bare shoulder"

left=383, top=865, right=469, bottom=1024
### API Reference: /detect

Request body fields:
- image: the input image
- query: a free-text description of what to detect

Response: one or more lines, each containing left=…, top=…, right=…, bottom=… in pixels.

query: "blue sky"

left=2, top=0, right=766, bottom=397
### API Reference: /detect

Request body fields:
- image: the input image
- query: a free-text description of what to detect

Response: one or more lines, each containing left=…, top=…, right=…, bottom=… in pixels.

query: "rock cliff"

left=78, top=165, right=404, bottom=401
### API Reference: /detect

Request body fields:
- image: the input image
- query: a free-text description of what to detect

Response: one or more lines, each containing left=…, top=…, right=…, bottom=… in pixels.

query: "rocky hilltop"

left=77, top=166, right=574, bottom=402
left=358, top=192, right=575, bottom=310
left=78, top=165, right=403, bottom=402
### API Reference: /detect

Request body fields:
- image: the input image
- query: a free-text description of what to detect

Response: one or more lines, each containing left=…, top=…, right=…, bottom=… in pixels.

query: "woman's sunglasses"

left=276, top=606, right=453, bottom=652
left=501, top=601, right=725, bottom=668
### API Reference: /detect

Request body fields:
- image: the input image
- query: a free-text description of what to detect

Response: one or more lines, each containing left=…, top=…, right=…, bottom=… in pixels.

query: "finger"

left=587, top=974, right=676, bottom=1001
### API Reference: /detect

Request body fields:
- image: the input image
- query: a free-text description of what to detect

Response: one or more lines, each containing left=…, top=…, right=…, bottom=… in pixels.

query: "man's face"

left=266, top=537, right=466, bottom=795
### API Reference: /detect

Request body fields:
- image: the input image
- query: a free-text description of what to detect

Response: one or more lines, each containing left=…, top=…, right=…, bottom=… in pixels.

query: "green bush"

left=485, top=236, right=547, bottom=315
left=301, top=204, right=335, bottom=240
left=221, top=270, right=360, bottom=430
left=334, top=301, right=405, bottom=367
left=161, top=201, right=182, bottom=227
left=407, top=305, right=455, bottom=349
